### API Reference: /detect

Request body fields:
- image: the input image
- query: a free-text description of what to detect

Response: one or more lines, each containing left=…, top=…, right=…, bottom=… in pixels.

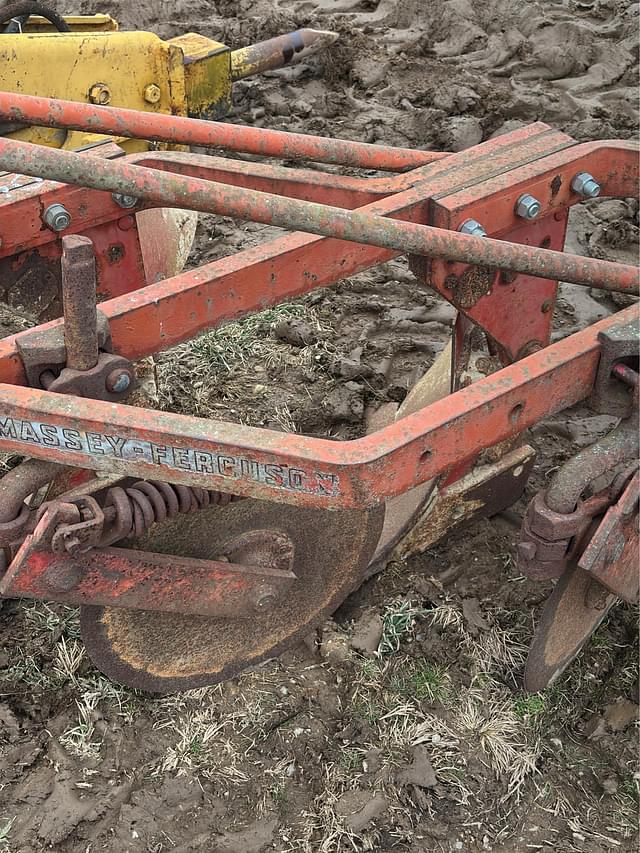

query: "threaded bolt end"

left=571, top=172, right=601, bottom=199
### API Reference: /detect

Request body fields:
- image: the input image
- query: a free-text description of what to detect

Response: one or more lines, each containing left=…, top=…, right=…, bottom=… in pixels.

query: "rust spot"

left=550, top=175, right=562, bottom=197
left=444, top=265, right=496, bottom=308
left=500, top=269, right=518, bottom=285
left=540, top=236, right=551, bottom=249
left=107, top=243, right=125, bottom=264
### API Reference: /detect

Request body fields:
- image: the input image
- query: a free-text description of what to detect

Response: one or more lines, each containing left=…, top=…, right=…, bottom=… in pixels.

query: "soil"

left=0, top=2, right=638, bottom=852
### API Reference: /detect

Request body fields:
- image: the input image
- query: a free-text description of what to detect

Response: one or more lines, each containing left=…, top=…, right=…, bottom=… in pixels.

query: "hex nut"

left=143, top=83, right=162, bottom=104
left=112, top=193, right=139, bottom=209
left=43, top=203, right=72, bottom=232
left=515, top=193, right=542, bottom=220
left=459, top=219, right=487, bottom=237
left=88, top=83, right=111, bottom=105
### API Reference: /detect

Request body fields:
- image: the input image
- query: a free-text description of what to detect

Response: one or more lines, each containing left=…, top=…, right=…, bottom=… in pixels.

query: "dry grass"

left=154, top=302, right=332, bottom=423
left=150, top=670, right=300, bottom=787
left=2, top=601, right=141, bottom=761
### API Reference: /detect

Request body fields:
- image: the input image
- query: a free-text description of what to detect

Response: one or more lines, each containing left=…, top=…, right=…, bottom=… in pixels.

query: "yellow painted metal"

left=0, top=31, right=187, bottom=151
left=21, top=14, right=118, bottom=32
left=168, top=33, right=232, bottom=120
left=0, top=24, right=234, bottom=152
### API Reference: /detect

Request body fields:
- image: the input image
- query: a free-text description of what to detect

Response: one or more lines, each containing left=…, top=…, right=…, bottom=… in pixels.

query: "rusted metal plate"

left=395, top=444, right=536, bottom=560
left=0, top=508, right=297, bottom=618
left=579, top=470, right=639, bottom=603
left=418, top=214, right=567, bottom=361
left=524, top=561, right=617, bottom=693
left=79, top=498, right=384, bottom=692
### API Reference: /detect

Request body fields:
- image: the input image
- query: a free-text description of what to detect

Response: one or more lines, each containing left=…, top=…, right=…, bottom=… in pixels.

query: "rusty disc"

left=80, top=498, right=383, bottom=693
left=524, top=562, right=617, bottom=693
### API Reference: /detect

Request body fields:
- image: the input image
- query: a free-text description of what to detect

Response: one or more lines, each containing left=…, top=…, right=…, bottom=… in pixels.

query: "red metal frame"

left=0, top=94, right=637, bottom=513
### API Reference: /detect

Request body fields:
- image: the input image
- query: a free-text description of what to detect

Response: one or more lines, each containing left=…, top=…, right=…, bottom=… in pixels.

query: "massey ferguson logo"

left=0, top=416, right=341, bottom=497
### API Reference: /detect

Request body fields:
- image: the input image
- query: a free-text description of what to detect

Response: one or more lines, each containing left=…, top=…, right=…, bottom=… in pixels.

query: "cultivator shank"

left=0, top=92, right=637, bottom=692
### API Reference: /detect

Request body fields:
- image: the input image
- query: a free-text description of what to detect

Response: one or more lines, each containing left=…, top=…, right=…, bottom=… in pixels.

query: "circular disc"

left=524, top=563, right=617, bottom=693
left=80, top=498, right=383, bottom=693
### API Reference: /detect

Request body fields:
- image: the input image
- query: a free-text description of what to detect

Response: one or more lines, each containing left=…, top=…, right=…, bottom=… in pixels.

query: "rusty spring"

left=101, top=480, right=242, bottom=545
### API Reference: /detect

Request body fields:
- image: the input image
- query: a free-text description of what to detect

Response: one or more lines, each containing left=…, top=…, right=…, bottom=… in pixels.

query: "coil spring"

left=103, top=480, right=241, bottom=542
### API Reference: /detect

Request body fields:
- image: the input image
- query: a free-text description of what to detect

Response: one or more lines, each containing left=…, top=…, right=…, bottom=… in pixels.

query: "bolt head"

left=43, top=203, right=72, bottom=232
left=253, top=586, right=278, bottom=611
left=89, top=83, right=111, bottom=105
left=106, top=369, right=133, bottom=394
left=571, top=172, right=601, bottom=199
left=112, top=193, right=138, bottom=209
left=117, top=215, right=136, bottom=231
left=143, top=83, right=162, bottom=104
left=459, top=219, right=487, bottom=237
left=515, top=193, right=542, bottom=220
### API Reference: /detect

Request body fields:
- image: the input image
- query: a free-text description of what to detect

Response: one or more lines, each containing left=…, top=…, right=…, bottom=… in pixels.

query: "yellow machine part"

left=16, top=13, right=118, bottom=32
left=0, top=18, right=232, bottom=151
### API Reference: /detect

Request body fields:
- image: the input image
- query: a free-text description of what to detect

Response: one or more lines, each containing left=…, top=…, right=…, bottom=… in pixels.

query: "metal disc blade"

left=80, top=498, right=383, bottom=693
left=367, top=341, right=452, bottom=575
left=524, top=563, right=617, bottom=693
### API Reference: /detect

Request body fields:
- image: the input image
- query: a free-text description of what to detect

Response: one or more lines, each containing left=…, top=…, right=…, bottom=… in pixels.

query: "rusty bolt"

left=112, top=193, right=138, bottom=209
left=106, top=368, right=133, bottom=394
left=571, top=172, right=601, bottom=199
left=459, top=219, right=487, bottom=237
left=88, top=83, right=111, bottom=105
left=253, top=586, right=278, bottom=611
left=515, top=194, right=542, bottom=220
left=43, top=203, right=72, bottom=232
left=143, top=84, right=162, bottom=104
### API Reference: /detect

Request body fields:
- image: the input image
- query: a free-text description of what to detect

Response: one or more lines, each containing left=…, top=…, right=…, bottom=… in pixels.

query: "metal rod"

left=0, top=91, right=447, bottom=171
left=0, top=459, right=64, bottom=522
left=546, top=422, right=639, bottom=513
left=230, top=29, right=339, bottom=81
left=60, top=235, right=98, bottom=371
left=0, top=136, right=636, bottom=294
left=612, top=362, right=638, bottom=387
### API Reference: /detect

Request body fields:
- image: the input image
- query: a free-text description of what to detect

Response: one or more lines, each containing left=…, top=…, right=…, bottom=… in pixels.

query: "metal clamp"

left=45, top=496, right=105, bottom=555
left=518, top=490, right=611, bottom=580
left=589, top=321, right=639, bottom=418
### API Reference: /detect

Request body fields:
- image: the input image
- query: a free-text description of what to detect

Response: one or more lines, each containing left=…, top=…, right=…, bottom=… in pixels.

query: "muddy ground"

left=1, top=1, right=639, bottom=851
